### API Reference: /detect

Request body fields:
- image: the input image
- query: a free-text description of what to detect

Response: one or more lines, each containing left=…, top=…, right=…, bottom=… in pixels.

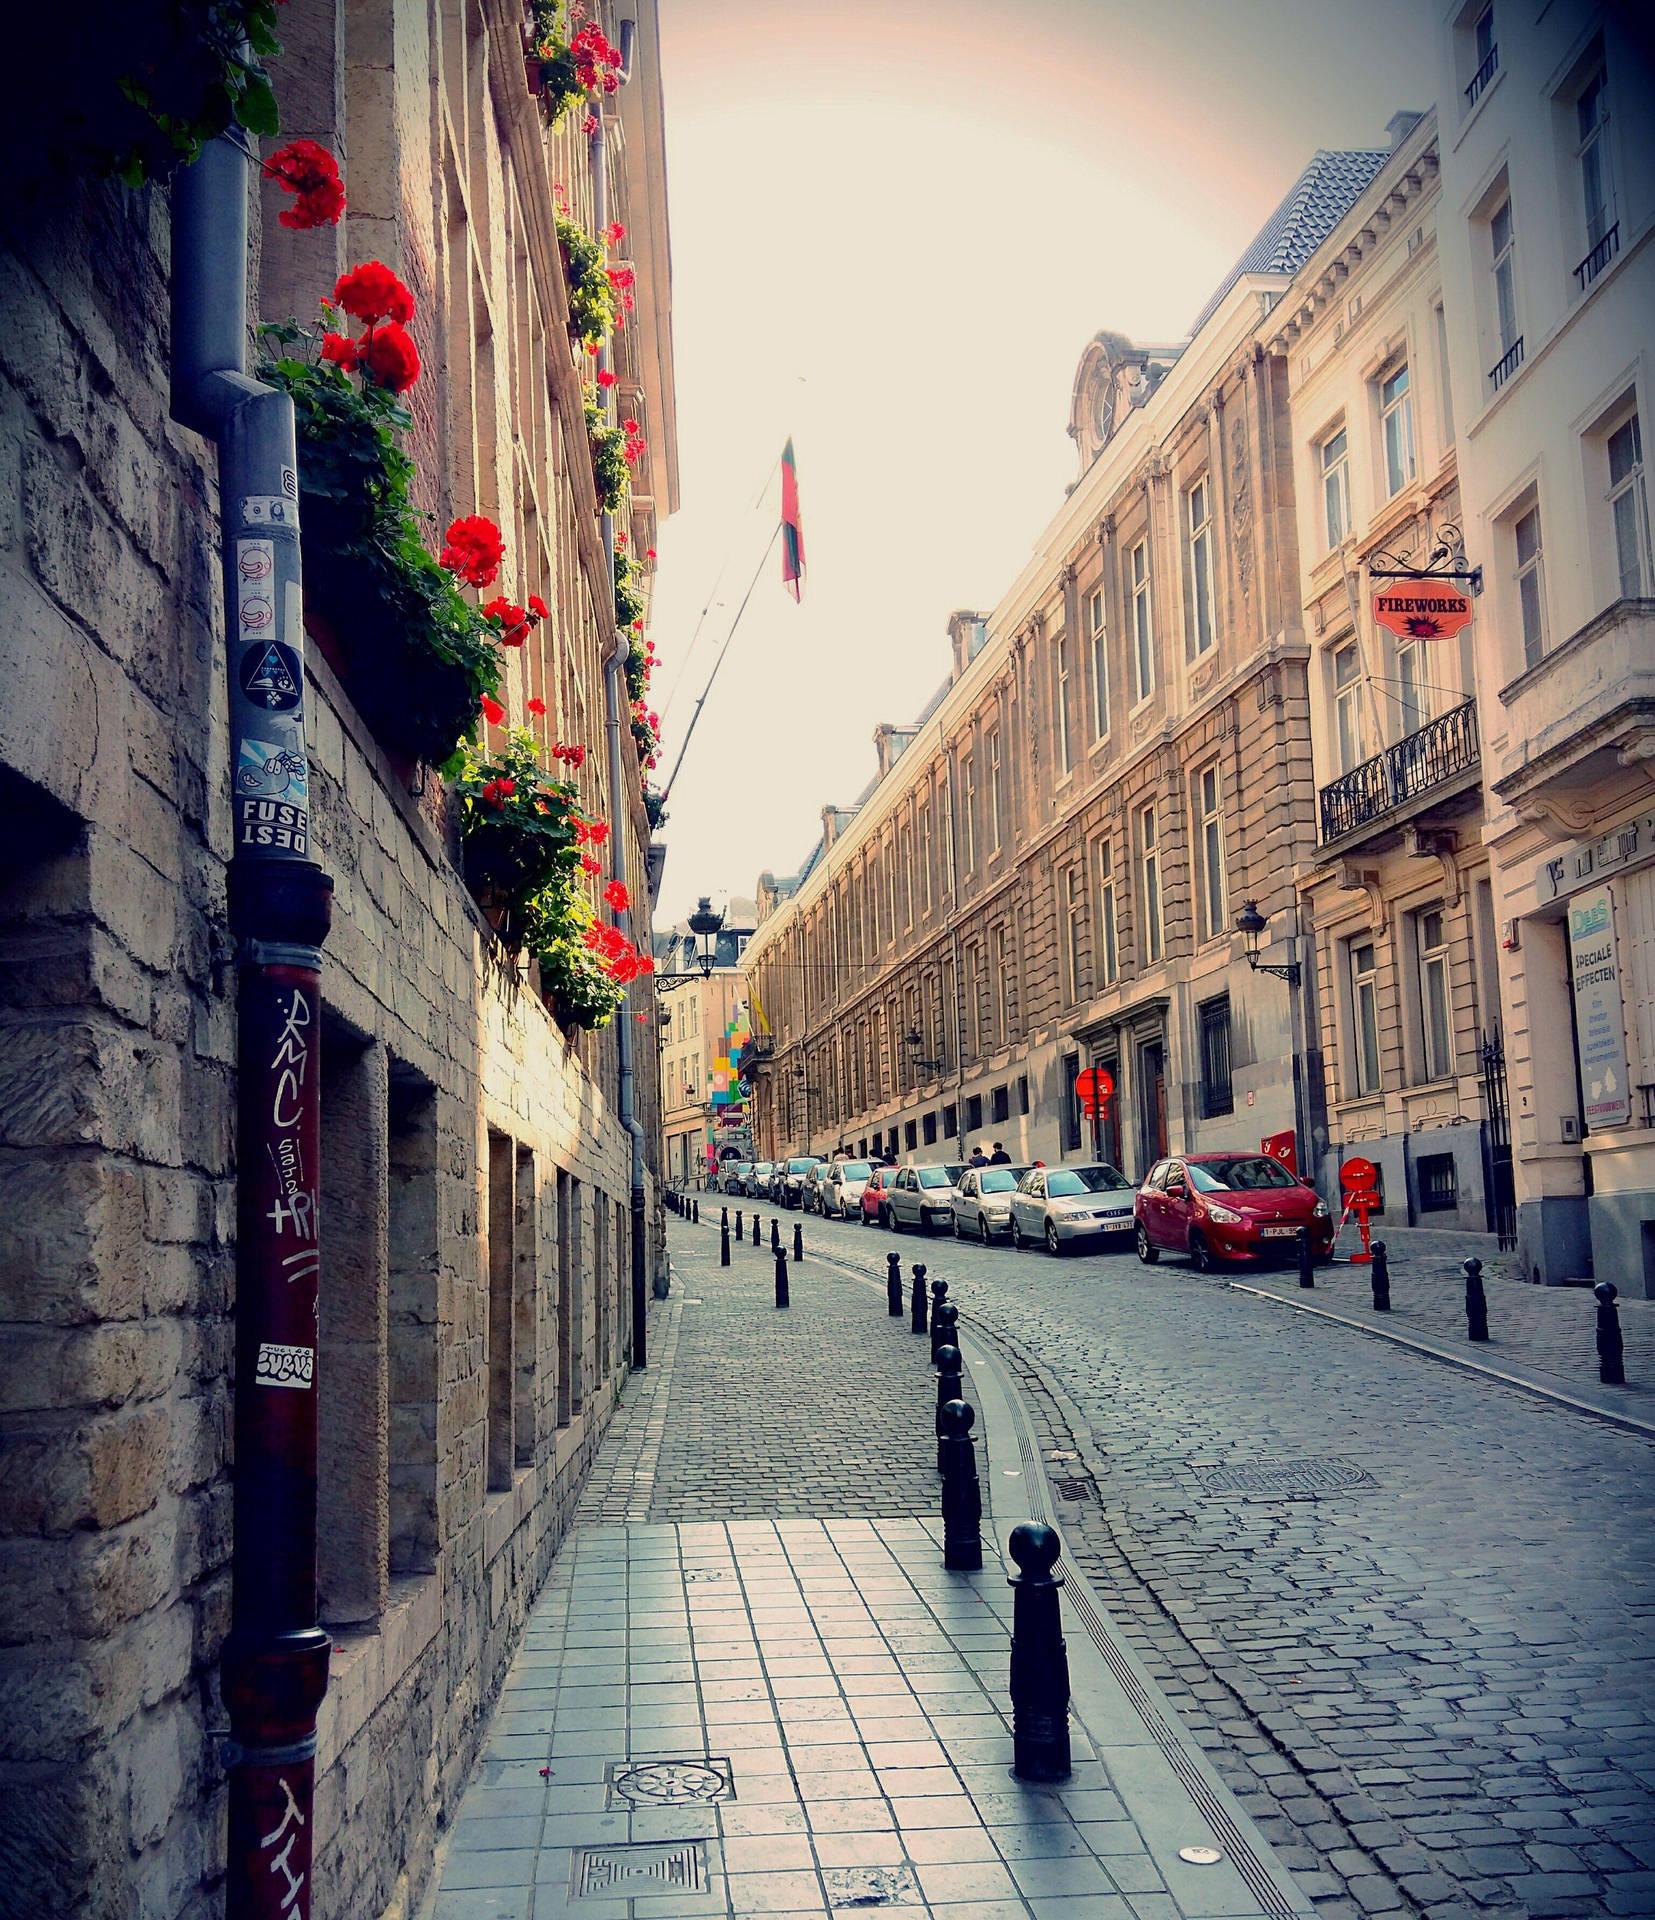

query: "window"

left=1397, top=637, right=1431, bottom=737
left=904, top=1120, right=917, bottom=1151
left=1185, top=475, right=1215, bottom=656
left=1514, top=501, right=1547, bottom=668
left=1418, top=907, right=1454, bottom=1080
left=1321, top=428, right=1351, bottom=548
left=1129, top=539, right=1154, bottom=701
left=1333, top=642, right=1365, bottom=772
left=1087, top=587, right=1109, bottom=738
left=918, top=804, right=932, bottom=912
left=1194, top=764, right=1226, bottom=942
left=1417, top=1151, right=1458, bottom=1212
left=1199, top=996, right=1233, bottom=1117
left=993, top=922, right=1011, bottom=1042
left=1061, top=1053, right=1082, bottom=1153
left=899, top=822, right=914, bottom=928
left=1096, top=839, right=1119, bottom=987
left=1380, top=364, right=1415, bottom=496
left=1608, top=412, right=1651, bottom=599
left=1063, top=866, right=1085, bottom=1002
left=1434, top=303, right=1455, bottom=446
left=1490, top=197, right=1519, bottom=357
left=1017, top=1074, right=1030, bottom=1115
left=1577, top=63, right=1616, bottom=263
left=961, top=755, right=976, bottom=872
left=942, top=1103, right=958, bottom=1139
left=965, top=1094, right=983, bottom=1133
left=1465, top=4, right=1496, bottom=107
left=922, top=1110, right=937, bottom=1145
left=884, top=840, right=896, bottom=944
left=1138, top=805, right=1162, bottom=964
left=1350, top=940, right=1381, bottom=1095
left=991, top=1084, right=1009, bottom=1125
left=1055, top=638, right=1073, bottom=773
left=989, top=729, right=1004, bottom=849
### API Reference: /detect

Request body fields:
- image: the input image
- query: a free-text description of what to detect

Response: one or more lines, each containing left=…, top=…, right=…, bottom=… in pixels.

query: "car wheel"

left=884, top=1207, right=897, bottom=1232
left=979, top=1216, right=992, bottom=1245
left=1136, top=1223, right=1160, bottom=1265
left=1188, top=1230, right=1213, bottom=1274
left=1010, top=1219, right=1024, bottom=1251
left=1045, top=1221, right=1064, bottom=1257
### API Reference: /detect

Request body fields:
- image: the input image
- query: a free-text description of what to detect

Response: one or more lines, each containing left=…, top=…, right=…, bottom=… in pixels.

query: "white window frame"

left=1350, top=938, right=1381, bottom=1095
left=994, top=923, right=1011, bottom=1042
left=1490, top=195, right=1519, bottom=358
left=917, top=804, right=932, bottom=914
left=1088, top=586, right=1110, bottom=739
left=1138, top=804, right=1163, bottom=965
left=1513, top=497, right=1547, bottom=669
left=1195, top=762, right=1226, bottom=943
left=961, top=755, right=977, bottom=873
left=1096, top=839, right=1119, bottom=987
left=1063, top=867, right=1085, bottom=1003
left=1320, top=426, right=1351, bottom=550
left=1397, top=637, right=1432, bottom=738
left=1576, top=60, right=1616, bottom=256
left=988, top=729, right=1004, bottom=850
left=1186, top=475, right=1215, bottom=657
left=1417, top=906, right=1454, bottom=1081
left=1129, top=539, right=1154, bottom=703
left=1333, top=641, right=1365, bottom=773
left=1606, top=408, right=1652, bottom=600
left=1380, top=362, right=1416, bottom=498
left=1055, top=638, right=1073, bottom=774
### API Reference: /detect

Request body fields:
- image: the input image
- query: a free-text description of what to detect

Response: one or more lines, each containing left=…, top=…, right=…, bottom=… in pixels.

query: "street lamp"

left=1236, top=899, right=1301, bottom=987
left=657, top=896, right=726, bottom=990
left=903, top=1027, right=944, bottom=1077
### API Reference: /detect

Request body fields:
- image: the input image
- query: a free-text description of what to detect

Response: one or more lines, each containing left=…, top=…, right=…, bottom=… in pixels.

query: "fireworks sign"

left=1371, top=583, right=1474, bottom=642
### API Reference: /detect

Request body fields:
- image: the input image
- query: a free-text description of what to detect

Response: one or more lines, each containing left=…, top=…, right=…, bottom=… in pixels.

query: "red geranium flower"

left=483, top=597, right=531, bottom=645
left=320, top=331, right=358, bottom=371
left=527, top=697, right=547, bottom=716
left=356, top=320, right=420, bottom=393
left=479, top=693, right=506, bottom=726
left=603, top=222, right=627, bottom=246
left=645, top=547, right=657, bottom=560
left=264, top=140, right=346, bottom=229
left=580, top=853, right=603, bottom=875
left=596, top=369, right=617, bottom=389
left=334, top=260, right=415, bottom=326
left=528, top=594, right=550, bottom=621
left=442, top=516, right=505, bottom=588
left=604, top=880, right=631, bottom=912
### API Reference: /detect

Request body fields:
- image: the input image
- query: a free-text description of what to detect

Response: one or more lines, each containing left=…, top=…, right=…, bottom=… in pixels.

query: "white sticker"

left=237, top=738, right=309, bottom=806
left=237, top=538, right=273, bottom=581
left=255, top=1342, right=314, bottom=1389
left=242, top=495, right=296, bottom=527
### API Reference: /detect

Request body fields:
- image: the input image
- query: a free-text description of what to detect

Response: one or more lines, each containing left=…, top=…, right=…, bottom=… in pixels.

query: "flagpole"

left=659, top=521, right=782, bottom=805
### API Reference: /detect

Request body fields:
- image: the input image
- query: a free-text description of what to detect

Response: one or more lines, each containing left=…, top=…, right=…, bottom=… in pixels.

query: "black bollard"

left=722, top=1205, right=729, bottom=1229
left=1297, top=1224, right=1315, bottom=1288
left=938, top=1400, right=983, bottom=1571
left=1464, top=1257, right=1489, bottom=1342
left=693, top=1199, right=700, bottom=1224
left=793, top=1221, right=803, bottom=1263
left=720, top=1221, right=731, bottom=1267
left=1370, top=1239, right=1390, bottom=1311
left=887, top=1251, right=904, bottom=1316
left=933, top=1300, right=959, bottom=1364
left=1596, top=1281, right=1626, bottom=1385
left=935, top=1343, right=963, bottom=1474
left=771, top=1217, right=780, bottom=1251
left=735, top=1210, right=743, bottom=1242
left=1008, top=1523, right=1072, bottom=1781
left=928, top=1275, right=947, bottom=1359
left=774, top=1245, right=789, bottom=1309
left=910, top=1265, right=929, bottom=1336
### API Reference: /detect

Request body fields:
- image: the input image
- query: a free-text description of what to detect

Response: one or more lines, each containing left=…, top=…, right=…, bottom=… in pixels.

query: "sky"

left=647, top=0, right=1436, bottom=929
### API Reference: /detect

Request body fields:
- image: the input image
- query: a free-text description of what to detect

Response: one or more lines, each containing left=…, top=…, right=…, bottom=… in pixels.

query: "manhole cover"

left=1191, top=1457, right=1375, bottom=1496
left=606, top=1757, right=734, bottom=1807
left=573, top=1841, right=707, bottom=1896
left=1053, top=1478, right=1096, bottom=1503
left=823, top=1862, right=923, bottom=1907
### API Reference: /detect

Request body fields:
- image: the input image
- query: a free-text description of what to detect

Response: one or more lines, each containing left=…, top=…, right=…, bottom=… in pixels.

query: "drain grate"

left=1053, top=1477, right=1097, bottom=1503
left=606, top=1757, right=733, bottom=1807
left=573, top=1841, right=707, bottom=1897
left=1192, top=1457, right=1375, bottom=1496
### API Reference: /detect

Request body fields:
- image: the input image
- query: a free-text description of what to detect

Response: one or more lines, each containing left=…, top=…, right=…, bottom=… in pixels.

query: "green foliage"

left=584, top=391, right=630, bottom=513
left=260, top=323, right=500, bottom=767
left=557, top=213, right=621, bottom=346
left=623, top=635, right=649, bottom=705
left=451, top=729, right=582, bottom=946
left=16, top=0, right=286, bottom=189
left=527, top=1, right=588, bottom=127
left=614, top=546, right=646, bottom=630
left=643, top=787, right=669, bottom=833
left=531, top=894, right=625, bottom=1034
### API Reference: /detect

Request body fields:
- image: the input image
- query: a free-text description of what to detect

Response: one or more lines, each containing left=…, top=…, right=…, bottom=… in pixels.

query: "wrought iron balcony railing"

left=1465, top=43, right=1497, bottom=107
left=1319, top=698, right=1479, bottom=844
left=1574, top=221, right=1620, bottom=293
left=1489, top=335, right=1524, bottom=393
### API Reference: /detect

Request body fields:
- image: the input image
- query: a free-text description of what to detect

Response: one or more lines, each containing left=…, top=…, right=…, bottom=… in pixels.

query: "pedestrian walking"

left=990, top=1142, right=1011, bottom=1164
left=969, top=1144, right=989, bottom=1168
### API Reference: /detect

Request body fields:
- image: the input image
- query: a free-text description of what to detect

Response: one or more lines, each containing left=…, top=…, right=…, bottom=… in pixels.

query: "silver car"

left=821, top=1158, right=873, bottom=1219
left=951, top=1164, right=1031, bottom=1242
left=1009, top=1163, right=1138, bottom=1255
left=887, top=1163, right=963, bottom=1234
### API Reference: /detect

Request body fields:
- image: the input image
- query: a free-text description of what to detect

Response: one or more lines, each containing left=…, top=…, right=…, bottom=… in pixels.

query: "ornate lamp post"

left=1235, top=899, right=1309, bottom=1182
left=1236, top=899, right=1301, bottom=986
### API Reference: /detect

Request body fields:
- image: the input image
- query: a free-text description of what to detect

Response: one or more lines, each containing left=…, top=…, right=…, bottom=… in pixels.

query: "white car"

left=951, top=1164, right=1031, bottom=1242
left=887, top=1163, right=964, bottom=1234
left=820, top=1159, right=873, bottom=1219
left=1009, top=1163, right=1139, bottom=1255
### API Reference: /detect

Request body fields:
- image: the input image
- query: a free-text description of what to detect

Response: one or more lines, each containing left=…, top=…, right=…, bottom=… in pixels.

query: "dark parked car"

left=1134, top=1153, right=1333, bottom=1270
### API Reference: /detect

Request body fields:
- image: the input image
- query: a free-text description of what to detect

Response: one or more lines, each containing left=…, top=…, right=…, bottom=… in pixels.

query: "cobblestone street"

left=674, top=1209, right=1655, bottom=1920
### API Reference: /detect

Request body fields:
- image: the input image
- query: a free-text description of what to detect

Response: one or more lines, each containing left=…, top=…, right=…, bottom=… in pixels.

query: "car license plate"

left=1261, top=1225, right=1299, bottom=1239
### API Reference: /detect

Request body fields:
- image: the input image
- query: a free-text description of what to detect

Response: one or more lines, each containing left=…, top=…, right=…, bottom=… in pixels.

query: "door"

left=1137, top=1040, right=1168, bottom=1172
left=1162, top=1160, right=1193, bottom=1251
left=1012, top=1171, right=1044, bottom=1237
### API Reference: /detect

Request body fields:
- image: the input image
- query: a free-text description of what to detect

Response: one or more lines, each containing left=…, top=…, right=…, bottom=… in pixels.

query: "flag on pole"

left=780, top=437, right=805, bottom=602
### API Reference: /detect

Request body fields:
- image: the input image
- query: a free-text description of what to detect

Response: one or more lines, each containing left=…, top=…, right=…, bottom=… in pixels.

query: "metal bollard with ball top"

left=938, top=1400, right=983, bottom=1571
left=720, top=1218, right=730, bottom=1267
left=1297, top=1224, right=1315, bottom=1288
left=928, top=1276, right=948, bottom=1359
left=934, top=1344, right=962, bottom=1474
left=774, top=1244, right=789, bottom=1309
left=1596, top=1281, right=1626, bottom=1385
left=933, top=1300, right=958, bottom=1362
left=793, top=1221, right=803, bottom=1263
left=1370, top=1239, right=1390, bottom=1310
left=1008, top=1523, right=1072, bottom=1781
left=887, top=1252, right=903, bottom=1316
left=911, top=1265, right=929, bottom=1336
left=1464, top=1256, right=1489, bottom=1341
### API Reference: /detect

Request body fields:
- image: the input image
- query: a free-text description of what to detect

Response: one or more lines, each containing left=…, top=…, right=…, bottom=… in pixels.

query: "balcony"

left=1489, top=335, right=1524, bottom=394
left=1574, top=221, right=1620, bottom=293
left=1464, top=42, right=1498, bottom=107
left=1319, top=699, right=1481, bottom=850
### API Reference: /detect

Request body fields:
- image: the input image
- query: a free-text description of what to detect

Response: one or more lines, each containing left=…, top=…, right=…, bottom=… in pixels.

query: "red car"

left=861, top=1166, right=900, bottom=1226
left=1134, top=1152, right=1333, bottom=1271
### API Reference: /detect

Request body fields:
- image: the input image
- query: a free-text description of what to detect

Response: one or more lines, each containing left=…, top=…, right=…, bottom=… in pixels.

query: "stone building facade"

left=1263, top=111, right=1504, bottom=1233
left=0, top=2, right=674, bottom=1915
left=742, top=148, right=1399, bottom=1182
left=1432, top=0, right=1655, bottom=1289
left=655, top=900, right=757, bottom=1187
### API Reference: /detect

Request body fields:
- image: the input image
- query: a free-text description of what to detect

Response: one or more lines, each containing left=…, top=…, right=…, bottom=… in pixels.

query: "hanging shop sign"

left=1567, top=884, right=1632, bottom=1130
left=1370, top=583, right=1474, bottom=641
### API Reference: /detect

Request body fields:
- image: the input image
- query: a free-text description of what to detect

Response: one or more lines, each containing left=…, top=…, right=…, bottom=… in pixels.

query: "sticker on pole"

left=240, top=641, right=303, bottom=712
left=255, top=1341, right=314, bottom=1389
left=237, top=739, right=310, bottom=806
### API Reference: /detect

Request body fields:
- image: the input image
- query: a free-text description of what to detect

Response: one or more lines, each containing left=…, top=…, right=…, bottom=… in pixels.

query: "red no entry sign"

left=1076, top=1067, right=1113, bottom=1116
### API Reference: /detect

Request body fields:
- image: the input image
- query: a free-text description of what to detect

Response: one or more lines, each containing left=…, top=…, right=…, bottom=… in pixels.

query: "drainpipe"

left=171, top=133, right=333, bottom=1920
left=592, top=17, right=651, bottom=1368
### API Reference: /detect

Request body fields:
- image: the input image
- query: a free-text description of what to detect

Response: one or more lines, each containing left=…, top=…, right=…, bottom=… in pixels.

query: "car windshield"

left=916, top=1167, right=953, bottom=1189
left=753, top=1164, right=773, bottom=1176
left=1188, top=1157, right=1299, bottom=1192
left=1047, top=1165, right=1131, bottom=1197
left=944, top=1163, right=965, bottom=1180
left=787, top=1159, right=819, bottom=1173
left=978, top=1168, right=1024, bottom=1193
left=840, top=1162, right=871, bottom=1179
